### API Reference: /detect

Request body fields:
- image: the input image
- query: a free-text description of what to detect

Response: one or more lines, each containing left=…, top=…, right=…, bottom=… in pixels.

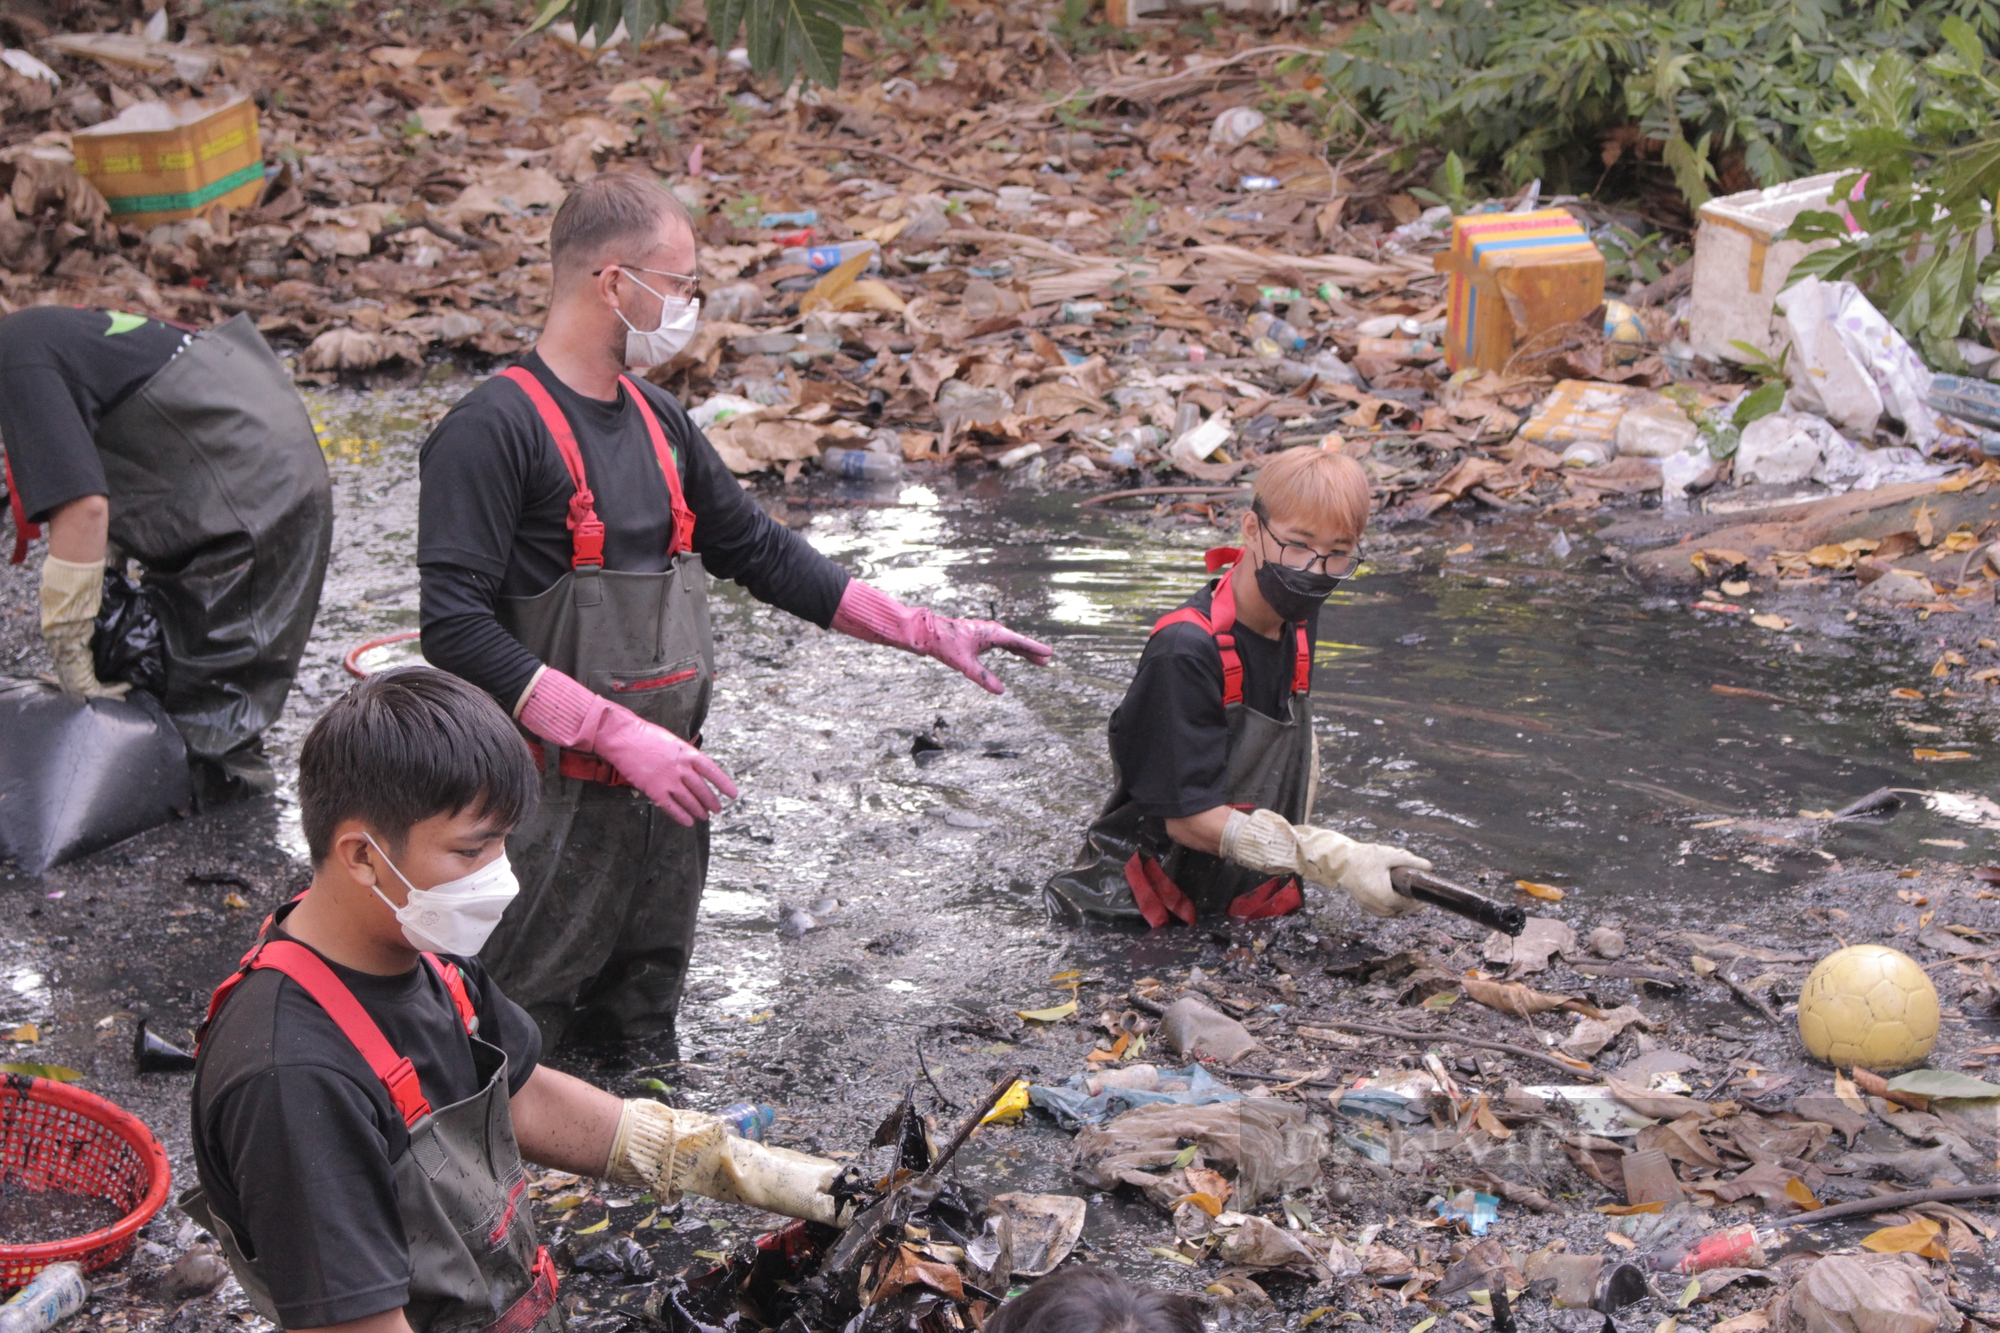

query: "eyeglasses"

left=1253, top=502, right=1361, bottom=579
left=594, top=263, right=700, bottom=301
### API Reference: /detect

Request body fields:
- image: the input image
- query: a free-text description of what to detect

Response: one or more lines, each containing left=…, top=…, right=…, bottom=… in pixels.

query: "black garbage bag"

left=0, top=677, right=192, bottom=873
left=93, top=566, right=167, bottom=697
left=93, top=313, right=331, bottom=794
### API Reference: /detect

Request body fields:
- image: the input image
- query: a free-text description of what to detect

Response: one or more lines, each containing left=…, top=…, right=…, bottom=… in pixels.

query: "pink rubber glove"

left=830, top=580, right=1052, bottom=694
left=518, top=667, right=738, bottom=826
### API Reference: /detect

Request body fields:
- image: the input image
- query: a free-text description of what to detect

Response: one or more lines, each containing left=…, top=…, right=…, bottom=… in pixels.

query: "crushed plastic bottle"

left=720, top=1102, right=776, bottom=1142
left=1647, top=1224, right=1770, bottom=1274
left=1239, top=175, right=1280, bottom=192
left=778, top=241, right=880, bottom=274
left=0, top=1263, right=89, bottom=1333
left=1258, top=286, right=1304, bottom=306
left=819, top=447, right=903, bottom=482
left=757, top=210, right=818, bottom=229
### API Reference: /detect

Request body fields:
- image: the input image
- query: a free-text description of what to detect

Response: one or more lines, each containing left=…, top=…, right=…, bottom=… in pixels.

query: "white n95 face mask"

left=616, top=271, right=701, bottom=368
left=364, top=833, right=519, bottom=956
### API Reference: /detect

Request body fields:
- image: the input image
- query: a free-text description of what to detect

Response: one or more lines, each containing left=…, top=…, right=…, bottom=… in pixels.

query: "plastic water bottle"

left=0, top=1264, right=89, bottom=1333
left=1247, top=311, right=1308, bottom=352
left=1116, top=425, right=1166, bottom=456
left=820, top=447, right=903, bottom=482
left=721, top=1102, right=776, bottom=1142
left=779, top=241, right=879, bottom=273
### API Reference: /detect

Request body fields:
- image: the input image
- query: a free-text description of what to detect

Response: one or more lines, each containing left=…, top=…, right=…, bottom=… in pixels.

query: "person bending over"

left=187, top=668, right=843, bottom=1333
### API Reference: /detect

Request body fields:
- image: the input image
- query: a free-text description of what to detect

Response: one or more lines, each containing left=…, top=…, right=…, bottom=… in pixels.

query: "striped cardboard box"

left=1433, top=209, right=1604, bottom=373
left=72, top=93, right=264, bottom=228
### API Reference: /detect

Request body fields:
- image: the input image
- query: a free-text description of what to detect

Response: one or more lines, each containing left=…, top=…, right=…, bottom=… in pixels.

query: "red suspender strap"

left=1124, top=853, right=1196, bottom=929
left=1293, top=624, right=1312, bottom=695
left=500, top=366, right=603, bottom=570
left=1205, top=555, right=1246, bottom=708
left=425, top=954, right=480, bottom=1036
left=4, top=452, right=40, bottom=566
left=618, top=374, right=694, bottom=557
left=242, top=941, right=434, bottom=1127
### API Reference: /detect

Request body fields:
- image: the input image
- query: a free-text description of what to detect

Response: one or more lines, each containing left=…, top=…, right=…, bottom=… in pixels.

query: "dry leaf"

left=1515, top=879, right=1566, bottom=901
left=1860, top=1218, right=1950, bottom=1261
left=1461, top=976, right=1574, bottom=1016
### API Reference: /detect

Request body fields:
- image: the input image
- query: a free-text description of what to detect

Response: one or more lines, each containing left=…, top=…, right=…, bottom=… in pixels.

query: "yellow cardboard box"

left=71, top=93, right=263, bottom=228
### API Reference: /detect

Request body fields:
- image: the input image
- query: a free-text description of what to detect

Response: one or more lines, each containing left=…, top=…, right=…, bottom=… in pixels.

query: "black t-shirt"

left=417, top=352, right=850, bottom=707
left=190, top=920, right=543, bottom=1330
left=1108, top=577, right=1318, bottom=819
left=0, top=307, right=192, bottom=521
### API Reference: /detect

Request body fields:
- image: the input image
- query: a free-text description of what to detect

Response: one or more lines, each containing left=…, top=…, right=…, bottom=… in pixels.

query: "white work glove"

left=40, top=556, right=127, bottom=699
left=604, top=1100, right=847, bottom=1226
left=1220, top=808, right=1430, bottom=918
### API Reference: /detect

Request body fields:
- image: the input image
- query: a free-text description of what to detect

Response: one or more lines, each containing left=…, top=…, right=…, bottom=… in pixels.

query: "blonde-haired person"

left=1048, top=445, right=1430, bottom=927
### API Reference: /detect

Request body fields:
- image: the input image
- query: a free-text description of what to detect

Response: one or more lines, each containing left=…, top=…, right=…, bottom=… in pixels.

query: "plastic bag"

left=0, top=677, right=191, bottom=873
left=92, top=567, right=166, bottom=697
left=1072, top=1098, right=1327, bottom=1206
left=1772, top=1253, right=1963, bottom=1333
left=1028, top=1064, right=1240, bottom=1130
left=1159, top=996, right=1261, bottom=1062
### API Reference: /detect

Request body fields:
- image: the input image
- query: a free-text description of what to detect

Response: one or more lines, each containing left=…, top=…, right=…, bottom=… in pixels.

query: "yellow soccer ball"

left=1796, top=944, right=1938, bottom=1071
left=1603, top=299, right=1647, bottom=364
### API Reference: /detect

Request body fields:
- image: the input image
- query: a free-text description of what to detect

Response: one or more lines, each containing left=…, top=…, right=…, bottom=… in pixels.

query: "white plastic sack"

left=1813, top=437, right=1954, bottom=491
left=1659, top=443, right=1713, bottom=498
left=1779, top=277, right=1951, bottom=451
left=1615, top=400, right=1699, bottom=459
left=1736, top=412, right=1845, bottom=486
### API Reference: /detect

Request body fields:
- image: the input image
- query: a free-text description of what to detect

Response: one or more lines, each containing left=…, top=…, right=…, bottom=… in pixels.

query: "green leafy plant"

left=526, top=0, right=863, bottom=87
left=1728, top=340, right=1794, bottom=384
left=1409, top=151, right=1474, bottom=214
left=1785, top=22, right=2000, bottom=365
left=1322, top=0, right=2000, bottom=207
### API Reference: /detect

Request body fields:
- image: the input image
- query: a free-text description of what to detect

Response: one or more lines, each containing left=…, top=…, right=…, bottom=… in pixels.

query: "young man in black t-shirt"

left=0, top=307, right=190, bottom=695
left=1049, top=447, right=1432, bottom=926
left=191, top=668, right=843, bottom=1333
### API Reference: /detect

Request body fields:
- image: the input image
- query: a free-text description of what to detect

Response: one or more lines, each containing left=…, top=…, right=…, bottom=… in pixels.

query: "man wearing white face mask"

left=416, top=174, right=1052, bottom=1050
left=189, top=670, right=854, bottom=1333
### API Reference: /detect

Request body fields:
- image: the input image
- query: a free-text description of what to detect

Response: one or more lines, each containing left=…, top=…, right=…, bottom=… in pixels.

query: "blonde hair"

left=1252, top=445, right=1370, bottom=538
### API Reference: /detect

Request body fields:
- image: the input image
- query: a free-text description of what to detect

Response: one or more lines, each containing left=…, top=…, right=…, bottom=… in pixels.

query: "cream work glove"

left=40, top=556, right=126, bottom=699
left=604, top=1100, right=849, bottom=1226
left=1220, top=808, right=1430, bottom=918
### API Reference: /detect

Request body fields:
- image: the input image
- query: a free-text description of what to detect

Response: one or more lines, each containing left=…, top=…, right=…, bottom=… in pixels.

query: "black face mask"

left=1254, top=557, right=1342, bottom=622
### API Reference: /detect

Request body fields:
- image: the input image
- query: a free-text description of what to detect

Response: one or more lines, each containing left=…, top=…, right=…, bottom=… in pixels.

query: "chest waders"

left=1046, top=546, right=1318, bottom=927
left=184, top=935, right=561, bottom=1333
left=474, top=367, right=715, bottom=1048
left=45, top=314, right=328, bottom=792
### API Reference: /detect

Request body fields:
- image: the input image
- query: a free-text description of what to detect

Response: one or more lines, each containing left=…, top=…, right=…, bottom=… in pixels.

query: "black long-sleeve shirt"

left=417, top=353, right=849, bottom=706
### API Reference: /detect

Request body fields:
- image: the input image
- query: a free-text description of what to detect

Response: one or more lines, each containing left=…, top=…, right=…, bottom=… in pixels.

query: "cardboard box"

left=1434, top=210, right=1605, bottom=373
left=72, top=92, right=264, bottom=229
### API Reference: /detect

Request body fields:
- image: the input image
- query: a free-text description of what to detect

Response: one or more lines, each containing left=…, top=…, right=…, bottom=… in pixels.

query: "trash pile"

left=4, top=0, right=1995, bottom=517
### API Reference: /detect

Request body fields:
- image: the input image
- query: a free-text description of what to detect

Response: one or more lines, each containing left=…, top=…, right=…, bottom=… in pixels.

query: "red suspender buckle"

left=480, top=1247, right=560, bottom=1333
left=378, top=1056, right=431, bottom=1126
left=424, top=955, right=480, bottom=1036
left=1293, top=624, right=1312, bottom=695
left=499, top=366, right=604, bottom=570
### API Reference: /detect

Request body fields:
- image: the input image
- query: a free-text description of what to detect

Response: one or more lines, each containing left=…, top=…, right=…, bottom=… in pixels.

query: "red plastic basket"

left=0, top=1075, right=171, bottom=1289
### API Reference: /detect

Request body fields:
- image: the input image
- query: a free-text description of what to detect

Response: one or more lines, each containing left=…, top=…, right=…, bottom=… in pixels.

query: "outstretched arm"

left=831, top=580, right=1052, bottom=694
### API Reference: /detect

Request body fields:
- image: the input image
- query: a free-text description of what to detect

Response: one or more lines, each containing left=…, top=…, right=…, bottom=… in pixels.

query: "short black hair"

left=298, top=668, right=536, bottom=865
left=984, top=1267, right=1204, bottom=1333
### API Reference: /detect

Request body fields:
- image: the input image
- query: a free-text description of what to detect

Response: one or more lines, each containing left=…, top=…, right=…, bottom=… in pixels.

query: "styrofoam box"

left=1689, top=173, right=1848, bottom=364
